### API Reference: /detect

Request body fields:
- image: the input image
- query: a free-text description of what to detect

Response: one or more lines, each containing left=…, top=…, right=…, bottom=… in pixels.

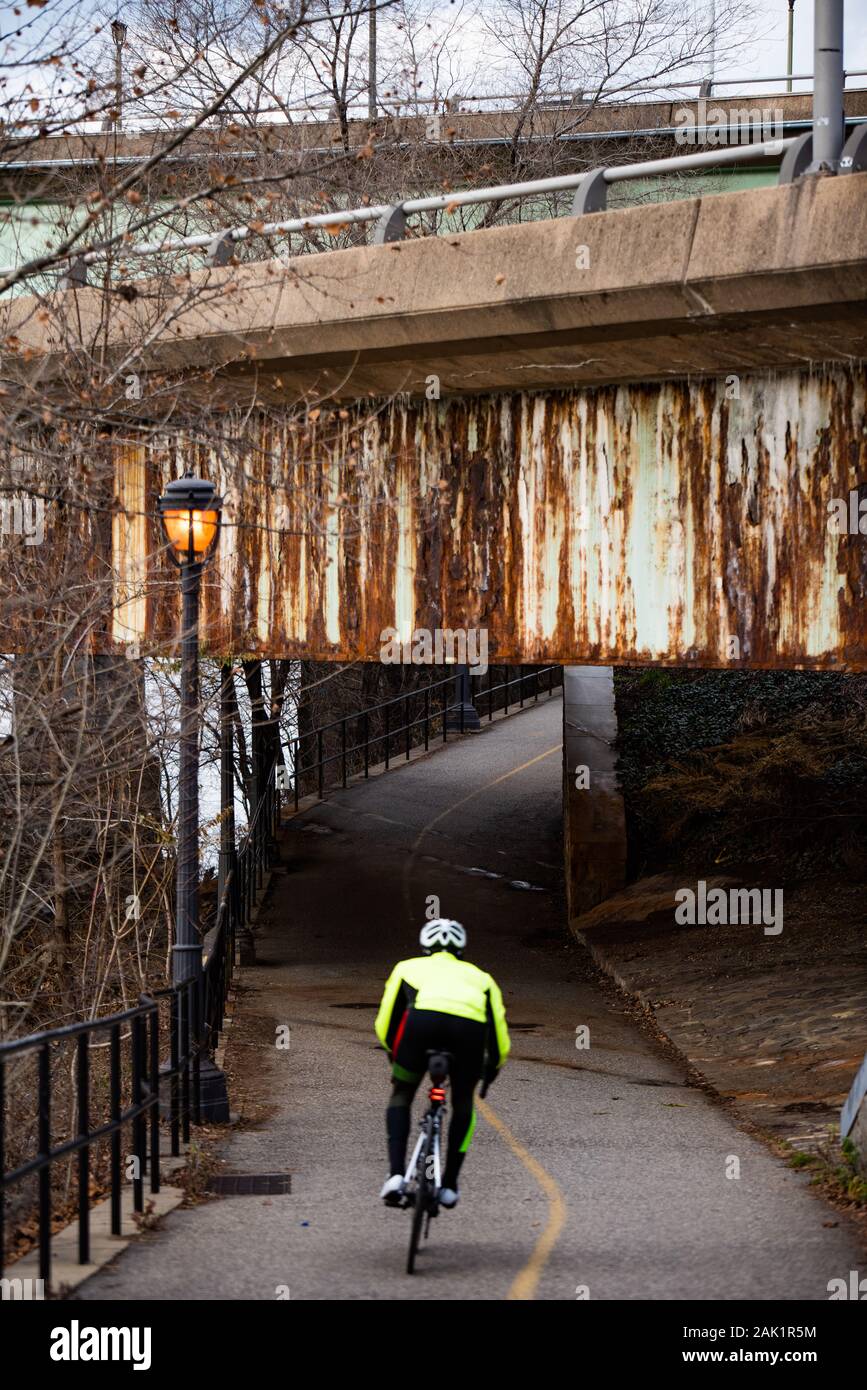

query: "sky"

left=729, top=1, right=867, bottom=92
left=2, top=1, right=867, bottom=113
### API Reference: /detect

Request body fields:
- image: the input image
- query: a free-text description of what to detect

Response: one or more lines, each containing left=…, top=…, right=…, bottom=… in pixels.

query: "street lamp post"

left=158, top=471, right=229, bottom=1120
left=111, top=19, right=127, bottom=130
left=368, top=2, right=377, bottom=121
left=445, top=663, right=481, bottom=732
left=158, top=472, right=222, bottom=984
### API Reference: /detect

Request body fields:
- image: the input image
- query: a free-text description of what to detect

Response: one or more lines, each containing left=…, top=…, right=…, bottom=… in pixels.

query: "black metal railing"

left=0, top=760, right=280, bottom=1289
left=289, top=664, right=563, bottom=809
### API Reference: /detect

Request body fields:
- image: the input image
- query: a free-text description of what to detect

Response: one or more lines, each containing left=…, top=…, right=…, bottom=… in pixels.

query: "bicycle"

left=400, top=1048, right=492, bottom=1275
left=401, top=1048, right=451, bottom=1275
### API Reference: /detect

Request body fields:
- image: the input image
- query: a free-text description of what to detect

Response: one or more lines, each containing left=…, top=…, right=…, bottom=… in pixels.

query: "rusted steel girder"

left=111, top=367, right=867, bottom=669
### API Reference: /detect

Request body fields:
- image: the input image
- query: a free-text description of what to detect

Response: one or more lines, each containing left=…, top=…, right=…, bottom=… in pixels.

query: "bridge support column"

left=563, top=667, right=626, bottom=922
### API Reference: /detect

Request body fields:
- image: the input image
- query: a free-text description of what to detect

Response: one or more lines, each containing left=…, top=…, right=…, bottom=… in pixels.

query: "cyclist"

left=374, top=919, right=510, bottom=1209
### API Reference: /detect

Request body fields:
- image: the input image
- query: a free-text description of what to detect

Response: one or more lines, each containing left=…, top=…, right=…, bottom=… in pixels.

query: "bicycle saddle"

left=426, top=1050, right=452, bottom=1081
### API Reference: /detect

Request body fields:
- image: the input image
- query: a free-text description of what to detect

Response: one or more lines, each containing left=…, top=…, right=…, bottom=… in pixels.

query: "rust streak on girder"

left=106, top=367, right=867, bottom=669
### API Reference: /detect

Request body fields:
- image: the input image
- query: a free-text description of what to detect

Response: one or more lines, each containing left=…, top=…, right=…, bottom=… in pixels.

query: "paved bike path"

left=76, top=696, right=864, bottom=1301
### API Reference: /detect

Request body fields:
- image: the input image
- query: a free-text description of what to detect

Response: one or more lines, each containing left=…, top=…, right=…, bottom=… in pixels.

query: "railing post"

left=131, top=1014, right=145, bottom=1214
left=373, top=204, right=407, bottom=243
left=250, top=835, right=256, bottom=917
left=571, top=167, right=608, bottom=215
left=192, top=979, right=202, bottom=1127
left=364, top=711, right=370, bottom=776
left=405, top=694, right=411, bottom=760
left=148, top=1005, right=160, bottom=1194
left=424, top=685, right=430, bottom=750
left=181, top=987, right=191, bottom=1145
left=385, top=703, right=390, bottom=768
left=110, top=1024, right=122, bottom=1233
left=294, top=738, right=300, bottom=809
left=76, top=1032, right=90, bottom=1264
left=38, top=1042, right=51, bottom=1286
left=342, top=718, right=348, bottom=787
left=170, top=991, right=180, bottom=1157
left=317, top=728, right=324, bottom=798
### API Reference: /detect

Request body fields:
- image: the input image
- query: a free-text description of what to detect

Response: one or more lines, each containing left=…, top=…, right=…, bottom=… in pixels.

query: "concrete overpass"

left=4, top=88, right=866, bottom=199
left=5, top=170, right=867, bottom=669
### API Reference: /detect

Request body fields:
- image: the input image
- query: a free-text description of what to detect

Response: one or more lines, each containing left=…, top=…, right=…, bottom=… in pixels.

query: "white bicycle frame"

left=403, top=1106, right=444, bottom=1192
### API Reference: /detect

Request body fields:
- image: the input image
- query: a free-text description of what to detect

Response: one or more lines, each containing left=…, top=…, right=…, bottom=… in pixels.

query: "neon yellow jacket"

left=375, top=953, right=511, bottom=1070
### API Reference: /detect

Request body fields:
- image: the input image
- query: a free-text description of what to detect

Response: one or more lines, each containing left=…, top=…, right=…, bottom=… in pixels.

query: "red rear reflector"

left=430, top=1087, right=446, bottom=1101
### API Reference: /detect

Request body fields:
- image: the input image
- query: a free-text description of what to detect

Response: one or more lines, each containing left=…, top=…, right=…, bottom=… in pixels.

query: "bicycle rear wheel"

left=407, top=1123, right=432, bottom=1275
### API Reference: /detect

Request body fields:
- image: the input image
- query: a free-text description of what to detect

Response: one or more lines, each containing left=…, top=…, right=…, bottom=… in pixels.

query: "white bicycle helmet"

left=419, top=918, right=467, bottom=956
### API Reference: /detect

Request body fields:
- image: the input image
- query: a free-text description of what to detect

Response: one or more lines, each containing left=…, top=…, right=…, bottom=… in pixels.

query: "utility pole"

left=787, top=0, right=796, bottom=93
left=368, top=2, right=377, bottom=121
left=111, top=19, right=127, bottom=129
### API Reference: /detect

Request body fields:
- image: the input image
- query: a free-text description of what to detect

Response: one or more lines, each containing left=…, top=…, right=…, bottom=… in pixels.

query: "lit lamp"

left=157, top=471, right=221, bottom=567
left=157, top=471, right=222, bottom=985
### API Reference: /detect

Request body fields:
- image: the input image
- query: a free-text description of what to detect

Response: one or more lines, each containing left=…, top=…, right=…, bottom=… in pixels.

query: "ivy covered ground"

left=614, top=669, right=867, bottom=883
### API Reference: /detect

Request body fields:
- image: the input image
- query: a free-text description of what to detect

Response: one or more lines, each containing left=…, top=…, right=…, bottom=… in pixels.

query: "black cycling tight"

left=386, top=1008, right=486, bottom=1189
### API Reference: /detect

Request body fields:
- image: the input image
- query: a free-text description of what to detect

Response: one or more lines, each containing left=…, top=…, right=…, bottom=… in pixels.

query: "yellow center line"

left=401, top=739, right=566, bottom=1300
left=477, top=1095, right=567, bottom=1301
left=401, top=744, right=562, bottom=917
left=410, top=743, right=562, bottom=853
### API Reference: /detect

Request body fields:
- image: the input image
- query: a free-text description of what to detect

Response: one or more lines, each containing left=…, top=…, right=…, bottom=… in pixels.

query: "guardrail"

left=13, top=133, right=794, bottom=287
left=288, top=664, right=563, bottom=808
left=10, top=117, right=866, bottom=286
